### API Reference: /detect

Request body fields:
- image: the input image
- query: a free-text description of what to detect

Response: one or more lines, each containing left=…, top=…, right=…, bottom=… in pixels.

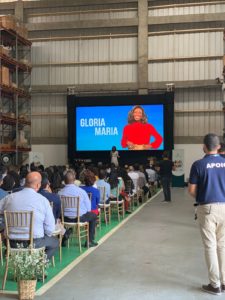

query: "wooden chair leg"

left=52, top=256, right=55, bottom=267
left=104, top=207, right=108, bottom=225
left=86, top=224, right=89, bottom=249
left=97, top=210, right=101, bottom=230
left=117, top=203, right=120, bottom=222
left=77, top=226, right=82, bottom=253
left=59, top=234, right=62, bottom=262
left=2, top=256, right=9, bottom=290
left=42, top=249, right=45, bottom=283
left=0, top=237, right=3, bottom=266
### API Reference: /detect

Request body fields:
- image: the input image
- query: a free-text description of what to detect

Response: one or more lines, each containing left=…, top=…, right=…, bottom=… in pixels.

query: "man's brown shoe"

left=202, top=284, right=221, bottom=296
left=221, top=285, right=225, bottom=293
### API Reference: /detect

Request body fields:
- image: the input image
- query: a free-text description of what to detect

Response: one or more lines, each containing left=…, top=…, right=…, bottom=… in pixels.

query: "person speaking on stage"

left=121, top=105, right=163, bottom=150
left=110, top=146, right=119, bottom=167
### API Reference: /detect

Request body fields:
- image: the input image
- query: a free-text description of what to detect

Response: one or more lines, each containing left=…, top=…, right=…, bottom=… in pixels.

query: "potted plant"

left=9, top=245, right=49, bottom=300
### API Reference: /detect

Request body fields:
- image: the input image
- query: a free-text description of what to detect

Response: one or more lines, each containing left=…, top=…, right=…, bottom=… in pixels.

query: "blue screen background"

left=76, top=105, right=164, bottom=151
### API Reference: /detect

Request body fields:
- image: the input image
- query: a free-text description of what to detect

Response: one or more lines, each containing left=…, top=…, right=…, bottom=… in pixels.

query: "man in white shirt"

left=0, top=172, right=58, bottom=259
left=128, top=165, right=139, bottom=194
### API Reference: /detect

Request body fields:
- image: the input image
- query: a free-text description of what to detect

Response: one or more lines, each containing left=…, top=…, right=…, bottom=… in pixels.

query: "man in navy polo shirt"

left=189, top=133, right=225, bottom=296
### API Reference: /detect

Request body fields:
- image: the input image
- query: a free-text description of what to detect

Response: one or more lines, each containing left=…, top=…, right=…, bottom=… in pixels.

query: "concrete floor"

left=2, top=188, right=224, bottom=300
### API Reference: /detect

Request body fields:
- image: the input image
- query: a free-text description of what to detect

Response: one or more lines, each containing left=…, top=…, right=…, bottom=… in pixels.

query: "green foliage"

left=9, top=245, right=49, bottom=280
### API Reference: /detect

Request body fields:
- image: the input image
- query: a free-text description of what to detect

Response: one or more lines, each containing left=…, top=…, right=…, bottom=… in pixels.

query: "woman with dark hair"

left=19, top=165, right=29, bottom=187
left=80, top=170, right=100, bottom=215
left=1, top=174, right=15, bottom=193
left=121, top=105, right=163, bottom=150
left=117, top=167, right=134, bottom=213
left=45, top=166, right=54, bottom=184
left=108, top=169, right=125, bottom=200
left=8, top=170, right=20, bottom=187
left=8, top=170, right=22, bottom=192
left=51, top=167, right=64, bottom=193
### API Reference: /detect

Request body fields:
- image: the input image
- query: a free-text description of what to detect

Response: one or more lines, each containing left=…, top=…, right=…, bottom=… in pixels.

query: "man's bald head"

left=25, top=172, right=42, bottom=191
left=64, top=171, right=75, bottom=184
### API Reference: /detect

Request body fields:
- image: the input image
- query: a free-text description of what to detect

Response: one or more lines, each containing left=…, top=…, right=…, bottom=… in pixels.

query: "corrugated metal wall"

left=26, top=3, right=137, bottom=19
left=175, top=88, right=223, bottom=137
left=31, top=37, right=138, bottom=86
left=148, top=31, right=223, bottom=82
left=149, top=3, right=225, bottom=16
left=27, top=9, right=137, bottom=23
left=32, top=94, right=67, bottom=139
left=28, top=1, right=224, bottom=141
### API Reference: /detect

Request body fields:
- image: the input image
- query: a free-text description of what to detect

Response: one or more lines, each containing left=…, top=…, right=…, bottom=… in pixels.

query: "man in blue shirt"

left=0, top=172, right=58, bottom=259
left=189, top=133, right=225, bottom=295
left=96, top=169, right=110, bottom=204
left=58, top=171, right=97, bottom=247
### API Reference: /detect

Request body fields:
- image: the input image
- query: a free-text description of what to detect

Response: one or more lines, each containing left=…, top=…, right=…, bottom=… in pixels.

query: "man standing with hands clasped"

left=188, top=133, right=225, bottom=296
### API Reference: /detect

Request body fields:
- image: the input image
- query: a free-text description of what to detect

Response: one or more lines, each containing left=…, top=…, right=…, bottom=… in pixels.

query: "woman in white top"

left=110, top=146, right=119, bottom=167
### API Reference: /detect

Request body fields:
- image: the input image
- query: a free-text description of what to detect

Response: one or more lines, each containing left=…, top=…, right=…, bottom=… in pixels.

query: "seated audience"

left=8, top=170, right=23, bottom=193
left=58, top=171, right=98, bottom=247
left=96, top=169, right=111, bottom=204
left=39, top=172, right=61, bottom=221
left=51, top=166, right=64, bottom=193
left=19, top=165, right=29, bottom=187
left=0, top=172, right=58, bottom=259
left=128, top=165, right=139, bottom=194
left=145, top=163, right=157, bottom=196
left=1, top=174, right=15, bottom=193
left=0, top=174, right=8, bottom=200
left=134, top=164, right=149, bottom=198
left=80, top=170, right=100, bottom=215
left=108, top=169, right=124, bottom=200
left=0, top=174, right=8, bottom=231
left=30, top=162, right=39, bottom=172
left=118, top=167, right=134, bottom=213
left=0, top=166, right=7, bottom=179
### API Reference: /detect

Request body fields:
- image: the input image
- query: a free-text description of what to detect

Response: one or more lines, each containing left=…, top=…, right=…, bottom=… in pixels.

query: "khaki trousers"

left=197, top=203, right=225, bottom=288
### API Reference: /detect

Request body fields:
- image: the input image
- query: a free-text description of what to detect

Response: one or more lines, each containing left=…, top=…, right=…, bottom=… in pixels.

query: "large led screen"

left=67, top=93, right=174, bottom=163
left=76, top=104, right=164, bottom=151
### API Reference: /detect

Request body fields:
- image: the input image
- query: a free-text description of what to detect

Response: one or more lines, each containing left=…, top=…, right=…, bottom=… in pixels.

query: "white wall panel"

left=31, top=67, right=50, bottom=85
left=111, top=37, right=137, bottom=60
left=31, top=37, right=137, bottom=86
left=32, top=145, right=67, bottom=166
left=149, top=4, right=225, bottom=16
left=174, top=88, right=223, bottom=137
left=32, top=37, right=137, bottom=64
left=149, top=32, right=223, bottom=58
left=31, top=41, right=51, bottom=63
left=27, top=9, right=137, bottom=23
left=79, top=39, right=110, bottom=62
left=79, top=65, right=109, bottom=84
left=32, top=64, right=137, bottom=85
left=31, top=94, right=66, bottom=138
left=149, top=60, right=222, bottom=82
left=110, top=64, right=137, bottom=83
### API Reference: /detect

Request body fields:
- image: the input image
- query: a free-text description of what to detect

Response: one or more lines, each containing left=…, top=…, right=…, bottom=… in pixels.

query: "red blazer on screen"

left=121, top=122, right=163, bottom=149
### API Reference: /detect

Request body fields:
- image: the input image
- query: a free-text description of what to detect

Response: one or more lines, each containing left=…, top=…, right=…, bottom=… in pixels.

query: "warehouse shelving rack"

left=0, top=20, right=32, bottom=166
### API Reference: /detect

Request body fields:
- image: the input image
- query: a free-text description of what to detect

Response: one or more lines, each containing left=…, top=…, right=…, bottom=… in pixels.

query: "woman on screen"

left=110, top=146, right=119, bottom=167
left=121, top=105, right=163, bottom=150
